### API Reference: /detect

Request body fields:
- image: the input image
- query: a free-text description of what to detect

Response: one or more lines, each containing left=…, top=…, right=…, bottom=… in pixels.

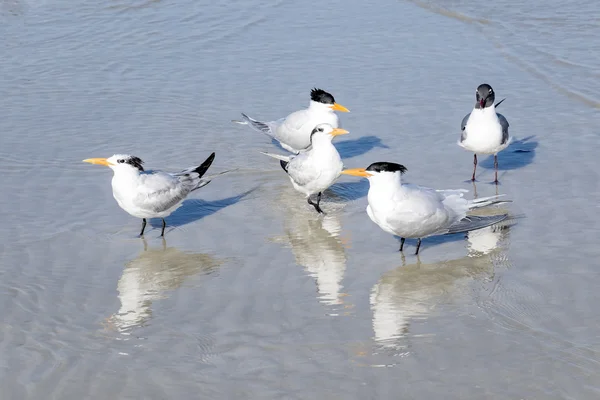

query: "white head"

left=309, top=123, right=349, bottom=146
left=340, top=162, right=407, bottom=186
left=308, top=88, right=350, bottom=113
left=83, top=154, right=145, bottom=173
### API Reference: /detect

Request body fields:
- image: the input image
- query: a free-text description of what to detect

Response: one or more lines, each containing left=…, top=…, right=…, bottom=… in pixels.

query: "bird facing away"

left=233, top=88, right=349, bottom=154
left=83, top=152, right=215, bottom=237
left=341, top=162, right=509, bottom=254
left=458, top=83, right=511, bottom=184
left=261, top=123, right=349, bottom=213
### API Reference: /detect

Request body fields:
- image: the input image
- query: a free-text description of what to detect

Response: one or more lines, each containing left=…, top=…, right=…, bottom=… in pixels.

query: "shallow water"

left=1, top=0, right=600, bottom=398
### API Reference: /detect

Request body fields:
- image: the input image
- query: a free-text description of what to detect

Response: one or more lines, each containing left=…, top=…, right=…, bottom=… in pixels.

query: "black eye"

left=318, top=128, right=323, bottom=132
left=118, top=159, right=125, bottom=164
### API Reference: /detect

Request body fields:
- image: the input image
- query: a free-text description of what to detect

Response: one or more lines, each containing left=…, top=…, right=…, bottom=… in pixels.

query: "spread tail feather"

left=260, top=151, right=291, bottom=162
left=232, top=113, right=274, bottom=137
left=446, top=214, right=508, bottom=235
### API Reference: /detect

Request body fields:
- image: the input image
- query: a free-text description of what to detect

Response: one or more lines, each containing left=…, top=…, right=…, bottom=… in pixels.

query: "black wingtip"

left=194, top=152, right=216, bottom=179
left=280, top=159, right=289, bottom=173
left=495, top=98, right=506, bottom=108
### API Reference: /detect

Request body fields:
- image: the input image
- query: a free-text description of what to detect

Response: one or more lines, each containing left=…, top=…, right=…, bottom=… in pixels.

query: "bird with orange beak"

left=83, top=152, right=215, bottom=237
left=261, top=123, right=349, bottom=213
left=233, top=88, right=349, bottom=154
left=341, top=162, right=510, bottom=254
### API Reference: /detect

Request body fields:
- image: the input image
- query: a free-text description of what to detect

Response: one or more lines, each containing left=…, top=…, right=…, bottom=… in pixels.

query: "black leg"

left=399, top=238, right=405, bottom=252
left=139, top=218, right=147, bottom=236
left=160, top=218, right=166, bottom=237
left=415, top=238, right=422, bottom=255
left=493, top=154, right=499, bottom=184
left=471, top=154, right=478, bottom=182
left=307, top=192, right=324, bottom=214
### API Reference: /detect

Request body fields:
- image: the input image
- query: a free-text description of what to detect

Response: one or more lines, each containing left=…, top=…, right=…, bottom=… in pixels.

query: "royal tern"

left=341, top=162, right=509, bottom=254
left=233, top=88, right=349, bottom=153
left=83, top=152, right=215, bottom=236
left=261, top=123, right=349, bottom=213
left=458, top=83, right=511, bottom=183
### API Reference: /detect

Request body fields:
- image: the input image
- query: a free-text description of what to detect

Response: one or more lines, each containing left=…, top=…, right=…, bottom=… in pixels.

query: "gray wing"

left=460, top=112, right=471, bottom=142
left=446, top=214, right=508, bottom=235
left=134, top=171, right=193, bottom=213
left=286, top=154, right=319, bottom=187
left=497, top=112, right=510, bottom=144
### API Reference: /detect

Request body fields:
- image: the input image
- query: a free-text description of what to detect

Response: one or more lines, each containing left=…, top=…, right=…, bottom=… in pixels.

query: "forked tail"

left=259, top=151, right=291, bottom=162
left=232, top=113, right=274, bottom=137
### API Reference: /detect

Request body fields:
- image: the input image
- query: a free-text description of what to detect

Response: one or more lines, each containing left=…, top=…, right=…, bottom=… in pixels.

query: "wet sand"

left=1, top=0, right=599, bottom=398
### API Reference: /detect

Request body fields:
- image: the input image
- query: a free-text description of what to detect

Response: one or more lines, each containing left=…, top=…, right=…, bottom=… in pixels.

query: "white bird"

left=83, top=152, right=215, bottom=236
left=341, top=162, right=510, bottom=254
left=458, top=83, right=511, bottom=184
left=261, top=123, right=349, bottom=213
left=233, top=88, right=349, bottom=153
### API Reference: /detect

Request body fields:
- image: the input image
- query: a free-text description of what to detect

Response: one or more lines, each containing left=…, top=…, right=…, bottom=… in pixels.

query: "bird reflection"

left=274, top=187, right=349, bottom=309
left=108, top=238, right=221, bottom=333
left=371, top=223, right=512, bottom=351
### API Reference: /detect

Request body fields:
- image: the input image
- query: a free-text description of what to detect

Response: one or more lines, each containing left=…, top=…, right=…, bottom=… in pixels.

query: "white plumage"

left=234, top=88, right=349, bottom=153
left=341, top=162, right=509, bottom=254
left=458, top=83, right=511, bottom=183
left=262, top=123, right=348, bottom=213
left=83, top=152, right=215, bottom=236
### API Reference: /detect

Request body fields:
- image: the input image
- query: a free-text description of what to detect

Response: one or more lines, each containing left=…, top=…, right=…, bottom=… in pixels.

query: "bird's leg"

left=160, top=218, right=166, bottom=237
left=399, top=238, right=405, bottom=252
left=308, top=192, right=324, bottom=214
left=471, top=154, right=478, bottom=182
left=493, top=154, right=499, bottom=184
left=139, top=218, right=147, bottom=236
left=415, top=238, right=422, bottom=255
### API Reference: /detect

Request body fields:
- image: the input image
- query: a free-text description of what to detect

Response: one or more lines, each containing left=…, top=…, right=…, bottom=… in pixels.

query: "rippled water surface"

left=1, top=0, right=599, bottom=398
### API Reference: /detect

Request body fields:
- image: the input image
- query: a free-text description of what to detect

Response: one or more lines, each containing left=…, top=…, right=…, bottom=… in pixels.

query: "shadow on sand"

left=149, top=188, right=257, bottom=230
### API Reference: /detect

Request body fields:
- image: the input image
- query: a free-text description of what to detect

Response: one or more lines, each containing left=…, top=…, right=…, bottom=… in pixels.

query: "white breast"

left=462, top=108, right=504, bottom=154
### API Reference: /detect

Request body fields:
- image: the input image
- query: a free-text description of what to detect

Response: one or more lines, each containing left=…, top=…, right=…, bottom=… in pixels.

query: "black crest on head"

left=126, top=156, right=144, bottom=171
left=310, top=88, right=335, bottom=105
left=366, top=162, right=407, bottom=174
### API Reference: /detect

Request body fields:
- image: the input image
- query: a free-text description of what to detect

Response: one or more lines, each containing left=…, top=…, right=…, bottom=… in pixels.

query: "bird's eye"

left=489, top=89, right=492, bottom=93
left=318, top=128, right=323, bottom=132
left=118, top=159, right=125, bottom=164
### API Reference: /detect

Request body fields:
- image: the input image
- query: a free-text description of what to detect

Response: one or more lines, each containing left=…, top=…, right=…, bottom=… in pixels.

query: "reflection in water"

left=275, top=188, right=349, bottom=309
left=371, top=224, right=512, bottom=351
left=108, top=239, right=221, bottom=333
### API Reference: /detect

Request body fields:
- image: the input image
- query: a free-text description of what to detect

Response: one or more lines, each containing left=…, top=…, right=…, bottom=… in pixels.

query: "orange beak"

left=330, top=128, right=349, bottom=136
left=83, top=158, right=112, bottom=167
left=330, top=103, right=350, bottom=112
left=340, top=168, right=371, bottom=177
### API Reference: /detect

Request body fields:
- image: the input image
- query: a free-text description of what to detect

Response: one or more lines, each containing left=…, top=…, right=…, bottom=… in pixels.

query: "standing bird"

left=233, top=88, right=349, bottom=153
left=262, top=123, right=349, bottom=213
left=458, top=83, right=511, bottom=183
left=340, top=162, right=509, bottom=255
left=83, top=152, right=215, bottom=237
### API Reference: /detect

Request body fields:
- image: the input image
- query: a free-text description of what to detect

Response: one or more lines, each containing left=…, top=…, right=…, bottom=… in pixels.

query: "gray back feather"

left=497, top=112, right=510, bottom=144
